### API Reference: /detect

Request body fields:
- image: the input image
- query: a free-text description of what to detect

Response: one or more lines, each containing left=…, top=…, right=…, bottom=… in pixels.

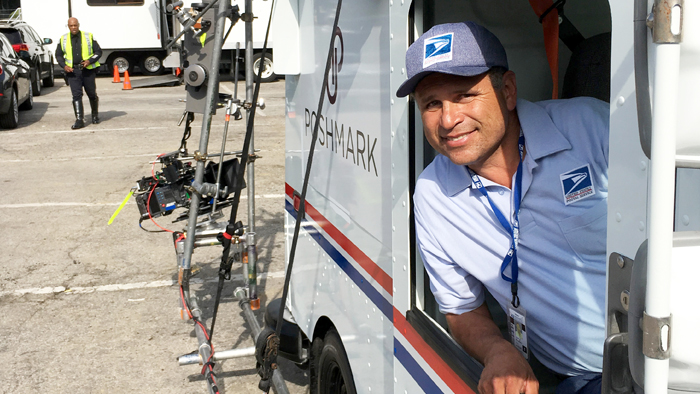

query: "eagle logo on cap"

left=423, top=33, right=453, bottom=68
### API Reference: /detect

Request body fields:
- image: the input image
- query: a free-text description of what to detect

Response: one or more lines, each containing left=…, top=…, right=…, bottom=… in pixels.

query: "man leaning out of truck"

left=397, top=22, right=609, bottom=394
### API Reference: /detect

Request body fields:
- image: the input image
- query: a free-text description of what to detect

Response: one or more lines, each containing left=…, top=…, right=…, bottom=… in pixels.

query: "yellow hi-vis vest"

left=61, top=31, right=100, bottom=69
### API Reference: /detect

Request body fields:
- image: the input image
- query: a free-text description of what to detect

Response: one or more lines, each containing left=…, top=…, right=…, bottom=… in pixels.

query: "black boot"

left=71, top=100, right=85, bottom=129
left=89, top=97, right=100, bottom=124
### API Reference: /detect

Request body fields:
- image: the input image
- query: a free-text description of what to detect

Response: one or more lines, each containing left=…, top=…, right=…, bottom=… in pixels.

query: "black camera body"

left=135, top=151, right=244, bottom=221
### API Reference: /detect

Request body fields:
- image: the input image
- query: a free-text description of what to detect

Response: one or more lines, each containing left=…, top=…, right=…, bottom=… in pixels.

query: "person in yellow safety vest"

left=55, top=17, right=102, bottom=129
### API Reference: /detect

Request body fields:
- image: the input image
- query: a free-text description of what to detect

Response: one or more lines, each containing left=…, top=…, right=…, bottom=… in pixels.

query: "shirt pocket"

left=557, top=202, right=607, bottom=264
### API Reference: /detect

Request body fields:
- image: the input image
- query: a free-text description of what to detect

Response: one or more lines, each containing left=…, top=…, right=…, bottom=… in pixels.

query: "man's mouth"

left=443, top=130, right=475, bottom=146
left=446, top=135, right=467, bottom=142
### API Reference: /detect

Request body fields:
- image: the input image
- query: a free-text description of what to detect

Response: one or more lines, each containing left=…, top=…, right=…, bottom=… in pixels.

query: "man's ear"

left=502, top=71, right=517, bottom=111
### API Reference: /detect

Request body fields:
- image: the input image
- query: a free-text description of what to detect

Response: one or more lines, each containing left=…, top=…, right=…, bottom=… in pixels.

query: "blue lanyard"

left=466, top=133, right=525, bottom=308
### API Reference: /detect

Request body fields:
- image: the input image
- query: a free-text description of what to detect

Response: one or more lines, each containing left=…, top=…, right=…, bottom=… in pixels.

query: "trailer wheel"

left=253, top=52, right=276, bottom=82
left=108, top=53, right=135, bottom=75
left=140, top=55, right=164, bottom=76
left=315, top=330, right=357, bottom=394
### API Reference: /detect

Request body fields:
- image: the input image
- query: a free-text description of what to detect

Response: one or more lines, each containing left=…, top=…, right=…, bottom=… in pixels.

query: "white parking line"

left=0, top=270, right=287, bottom=298
left=0, top=194, right=285, bottom=209
left=0, top=153, right=162, bottom=163
left=1, top=126, right=168, bottom=136
left=0, top=202, right=134, bottom=208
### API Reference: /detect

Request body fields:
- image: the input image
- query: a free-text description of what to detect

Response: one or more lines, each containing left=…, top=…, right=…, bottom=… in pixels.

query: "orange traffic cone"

left=111, top=65, right=121, bottom=83
left=122, top=70, right=132, bottom=90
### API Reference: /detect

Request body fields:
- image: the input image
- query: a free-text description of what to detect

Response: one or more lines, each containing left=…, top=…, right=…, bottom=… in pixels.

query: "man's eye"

left=424, top=100, right=441, bottom=110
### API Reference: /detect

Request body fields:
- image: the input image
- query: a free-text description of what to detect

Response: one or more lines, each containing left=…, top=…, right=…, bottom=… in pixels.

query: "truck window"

left=87, top=0, right=145, bottom=5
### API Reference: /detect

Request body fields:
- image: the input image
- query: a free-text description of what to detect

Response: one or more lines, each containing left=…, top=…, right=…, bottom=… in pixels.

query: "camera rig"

left=134, top=150, right=244, bottom=223
left=123, top=1, right=289, bottom=393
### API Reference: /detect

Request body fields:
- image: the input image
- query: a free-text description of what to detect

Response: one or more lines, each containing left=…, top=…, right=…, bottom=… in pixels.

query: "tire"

left=31, top=66, right=41, bottom=96
left=313, top=330, right=357, bottom=394
left=19, top=83, right=33, bottom=111
left=252, top=52, right=276, bottom=83
left=43, top=61, right=55, bottom=87
left=140, top=54, right=164, bottom=76
left=109, top=53, right=135, bottom=75
left=0, top=88, right=19, bottom=129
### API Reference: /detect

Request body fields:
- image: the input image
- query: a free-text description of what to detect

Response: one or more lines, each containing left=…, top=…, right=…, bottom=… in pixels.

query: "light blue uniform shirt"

left=414, top=97, right=609, bottom=376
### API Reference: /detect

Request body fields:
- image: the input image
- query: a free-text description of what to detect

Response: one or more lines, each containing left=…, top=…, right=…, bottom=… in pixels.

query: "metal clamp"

left=193, top=150, right=207, bottom=162
left=241, top=99, right=265, bottom=110
left=642, top=312, right=672, bottom=359
left=650, top=0, right=684, bottom=43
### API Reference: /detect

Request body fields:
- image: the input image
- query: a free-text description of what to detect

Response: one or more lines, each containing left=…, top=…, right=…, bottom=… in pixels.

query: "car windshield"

left=0, top=29, right=22, bottom=45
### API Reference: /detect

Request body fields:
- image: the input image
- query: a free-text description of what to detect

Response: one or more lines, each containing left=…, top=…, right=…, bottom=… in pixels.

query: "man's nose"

left=440, top=101, right=462, bottom=130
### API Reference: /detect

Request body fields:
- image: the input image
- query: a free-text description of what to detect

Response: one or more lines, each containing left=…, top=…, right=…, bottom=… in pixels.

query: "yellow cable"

left=108, top=188, right=136, bottom=225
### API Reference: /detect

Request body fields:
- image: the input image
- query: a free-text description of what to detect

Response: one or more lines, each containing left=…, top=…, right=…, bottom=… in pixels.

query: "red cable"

left=146, top=154, right=175, bottom=233
left=180, top=286, right=217, bottom=380
left=179, top=286, right=194, bottom=319
left=152, top=154, right=164, bottom=180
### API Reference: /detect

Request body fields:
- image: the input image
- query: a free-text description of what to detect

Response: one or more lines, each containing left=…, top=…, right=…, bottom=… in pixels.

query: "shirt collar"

left=516, top=99, right=571, bottom=160
left=441, top=99, right=572, bottom=196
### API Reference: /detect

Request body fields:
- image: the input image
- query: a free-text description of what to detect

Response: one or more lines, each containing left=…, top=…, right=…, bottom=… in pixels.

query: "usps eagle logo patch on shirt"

left=423, top=33, right=453, bottom=68
left=560, top=164, right=596, bottom=205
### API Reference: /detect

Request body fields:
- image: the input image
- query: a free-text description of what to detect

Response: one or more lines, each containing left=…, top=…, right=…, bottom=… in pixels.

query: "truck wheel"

left=43, top=60, right=55, bottom=87
left=253, top=52, right=276, bottom=82
left=108, top=53, right=134, bottom=75
left=140, top=55, right=164, bottom=76
left=0, top=88, right=19, bottom=129
left=314, top=330, right=357, bottom=394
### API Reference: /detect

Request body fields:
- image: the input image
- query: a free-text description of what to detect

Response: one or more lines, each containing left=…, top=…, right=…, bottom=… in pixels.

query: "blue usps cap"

left=396, top=22, right=508, bottom=98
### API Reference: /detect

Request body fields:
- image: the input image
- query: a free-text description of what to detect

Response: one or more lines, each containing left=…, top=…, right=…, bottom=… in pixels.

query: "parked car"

left=0, top=19, right=54, bottom=96
left=0, top=33, right=33, bottom=129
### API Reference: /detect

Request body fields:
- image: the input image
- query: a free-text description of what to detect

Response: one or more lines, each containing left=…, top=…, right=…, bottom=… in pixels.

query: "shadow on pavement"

left=97, top=110, right=127, bottom=122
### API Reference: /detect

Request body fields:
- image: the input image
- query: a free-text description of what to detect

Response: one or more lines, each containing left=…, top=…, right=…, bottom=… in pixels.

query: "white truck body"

left=20, top=0, right=275, bottom=74
left=22, top=0, right=164, bottom=72
left=277, top=0, right=700, bottom=392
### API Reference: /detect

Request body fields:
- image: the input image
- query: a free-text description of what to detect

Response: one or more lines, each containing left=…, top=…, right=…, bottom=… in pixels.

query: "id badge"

left=508, top=304, right=529, bottom=360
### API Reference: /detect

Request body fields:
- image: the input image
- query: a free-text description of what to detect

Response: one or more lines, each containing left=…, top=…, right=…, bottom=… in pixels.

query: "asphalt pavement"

left=0, top=75, right=308, bottom=393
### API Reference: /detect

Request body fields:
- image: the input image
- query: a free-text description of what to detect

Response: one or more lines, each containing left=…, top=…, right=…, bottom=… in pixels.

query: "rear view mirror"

left=43, top=38, right=52, bottom=45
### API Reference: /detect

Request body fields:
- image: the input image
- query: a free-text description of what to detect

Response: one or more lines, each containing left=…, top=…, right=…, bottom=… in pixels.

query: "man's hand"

left=64, top=65, right=73, bottom=73
left=478, top=341, right=538, bottom=394
left=80, top=60, right=90, bottom=68
left=445, top=305, right=539, bottom=394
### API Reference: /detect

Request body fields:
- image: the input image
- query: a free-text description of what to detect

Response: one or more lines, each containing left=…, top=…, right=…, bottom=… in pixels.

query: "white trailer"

left=273, top=0, right=700, bottom=393
left=20, top=0, right=276, bottom=77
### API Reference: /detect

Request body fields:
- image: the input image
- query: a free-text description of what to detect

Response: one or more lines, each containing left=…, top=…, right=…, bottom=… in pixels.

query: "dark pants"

left=529, top=353, right=601, bottom=394
left=67, top=67, right=98, bottom=101
left=555, top=373, right=602, bottom=394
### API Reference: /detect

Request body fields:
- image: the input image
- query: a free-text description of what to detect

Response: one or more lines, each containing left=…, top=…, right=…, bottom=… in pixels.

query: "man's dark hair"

left=488, top=66, right=508, bottom=90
